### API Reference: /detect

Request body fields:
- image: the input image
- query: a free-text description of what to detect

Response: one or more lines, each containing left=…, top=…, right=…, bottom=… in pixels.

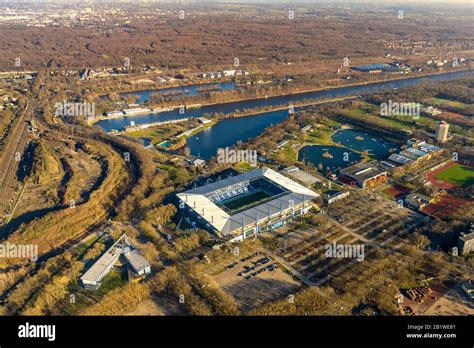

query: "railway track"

left=0, top=98, right=32, bottom=219
left=0, top=73, right=144, bottom=310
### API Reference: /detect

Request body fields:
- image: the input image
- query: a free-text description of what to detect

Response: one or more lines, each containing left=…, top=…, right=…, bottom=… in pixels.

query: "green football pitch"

left=220, top=190, right=272, bottom=213
left=435, top=164, right=474, bottom=187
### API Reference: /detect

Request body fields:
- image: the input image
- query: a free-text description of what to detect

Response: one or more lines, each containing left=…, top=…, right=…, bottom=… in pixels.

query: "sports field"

left=220, top=190, right=273, bottom=213
left=424, top=97, right=468, bottom=111
left=422, top=194, right=469, bottom=219
left=434, top=164, right=474, bottom=187
left=382, top=184, right=411, bottom=199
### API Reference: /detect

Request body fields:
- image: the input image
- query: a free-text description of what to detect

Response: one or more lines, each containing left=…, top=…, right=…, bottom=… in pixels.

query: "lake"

left=298, top=145, right=363, bottom=172
left=331, top=129, right=400, bottom=159
left=186, top=109, right=289, bottom=159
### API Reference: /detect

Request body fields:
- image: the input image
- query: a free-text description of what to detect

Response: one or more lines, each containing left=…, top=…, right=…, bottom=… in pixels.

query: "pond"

left=331, top=129, right=400, bottom=159
left=297, top=145, right=362, bottom=172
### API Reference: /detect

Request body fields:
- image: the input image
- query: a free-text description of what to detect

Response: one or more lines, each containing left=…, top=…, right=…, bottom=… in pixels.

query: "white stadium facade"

left=177, top=167, right=319, bottom=242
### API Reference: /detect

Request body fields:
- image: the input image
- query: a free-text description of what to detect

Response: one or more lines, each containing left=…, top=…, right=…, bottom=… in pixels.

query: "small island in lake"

left=322, top=151, right=333, bottom=158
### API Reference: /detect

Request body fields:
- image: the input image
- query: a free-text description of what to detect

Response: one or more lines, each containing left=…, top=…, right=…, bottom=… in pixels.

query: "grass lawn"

left=72, top=235, right=100, bottom=256
left=127, top=123, right=185, bottom=145
left=425, top=97, right=468, bottom=111
left=344, top=108, right=371, bottom=118
left=271, top=142, right=297, bottom=162
left=234, top=161, right=256, bottom=172
left=306, top=125, right=335, bottom=145
left=159, top=163, right=178, bottom=176
left=281, top=145, right=297, bottom=161
left=220, top=190, right=272, bottom=213
left=359, top=101, right=379, bottom=112
left=435, top=164, right=474, bottom=187
left=377, top=116, right=412, bottom=130
left=53, top=270, right=128, bottom=315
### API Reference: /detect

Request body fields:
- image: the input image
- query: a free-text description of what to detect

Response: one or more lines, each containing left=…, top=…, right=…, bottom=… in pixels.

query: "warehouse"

left=338, top=161, right=387, bottom=188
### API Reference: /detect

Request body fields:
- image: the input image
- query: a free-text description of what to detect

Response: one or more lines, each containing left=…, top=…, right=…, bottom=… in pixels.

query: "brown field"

left=402, top=281, right=474, bottom=315
left=124, top=295, right=184, bottom=316
left=211, top=252, right=301, bottom=312
left=422, top=194, right=470, bottom=219
left=383, top=184, right=412, bottom=199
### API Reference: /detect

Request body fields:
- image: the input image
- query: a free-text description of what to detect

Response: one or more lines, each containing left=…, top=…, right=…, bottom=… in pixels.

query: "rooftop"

left=122, top=249, right=151, bottom=273
left=459, top=232, right=474, bottom=242
left=177, top=168, right=318, bottom=236
left=323, top=190, right=349, bottom=199
left=339, top=161, right=387, bottom=182
left=388, top=154, right=414, bottom=165
left=418, top=144, right=442, bottom=153
left=80, top=235, right=128, bottom=284
left=405, top=148, right=429, bottom=158
left=282, top=167, right=321, bottom=186
left=352, top=64, right=399, bottom=72
left=80, top=235, right=150, bottom=285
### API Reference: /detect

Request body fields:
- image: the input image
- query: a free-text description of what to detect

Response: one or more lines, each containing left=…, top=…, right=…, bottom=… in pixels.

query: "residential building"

left=435, top=121, right=449, bottom=143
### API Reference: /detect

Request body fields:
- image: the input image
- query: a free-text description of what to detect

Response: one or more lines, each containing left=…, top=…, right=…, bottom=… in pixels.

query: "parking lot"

left=212, top=252, right=301, bottom=312
left=327, top=191, right=423, bottom=248
left=271, top=191, right=426, bottom=286
left=275, top=220, right=371, bottom=286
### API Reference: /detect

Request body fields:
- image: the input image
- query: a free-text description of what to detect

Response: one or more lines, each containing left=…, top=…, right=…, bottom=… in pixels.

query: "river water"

left=94, top=70, right=473, bottom=160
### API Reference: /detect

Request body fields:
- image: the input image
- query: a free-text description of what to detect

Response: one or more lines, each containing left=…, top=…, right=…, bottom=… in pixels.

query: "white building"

left=80, top=235, right=151, bottom=290
left=177, top=168, right=319, bottom=242
left=435, top=121, right=449, bottom=143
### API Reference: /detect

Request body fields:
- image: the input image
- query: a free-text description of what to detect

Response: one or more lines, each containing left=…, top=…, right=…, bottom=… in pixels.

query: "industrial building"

left=386, top=139, right=442, bottom=168
left=323, top=190, right=350, bottom=205
left=399, top=148, right=431, bottom=161
left=177, top=167, right=319, bottom=242
left=338, top=161, right=387, bottom=188
left=352, top=64, right=399, bottom=73
left=404, top=192, right=433, bottom=210
left=80, top=235, right=151, bottom=290
left=387, top=153, right=414, bottom=166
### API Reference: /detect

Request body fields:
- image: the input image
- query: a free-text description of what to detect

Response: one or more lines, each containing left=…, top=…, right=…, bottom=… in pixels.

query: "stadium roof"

left=177, top=168, right=318, bottom=236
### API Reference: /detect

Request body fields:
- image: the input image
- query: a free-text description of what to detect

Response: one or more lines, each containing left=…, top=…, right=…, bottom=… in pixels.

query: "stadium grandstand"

left=177, top=168, right=319, bottom=242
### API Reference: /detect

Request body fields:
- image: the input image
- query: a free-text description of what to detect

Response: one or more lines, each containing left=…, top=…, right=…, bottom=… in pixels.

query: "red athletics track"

left=426, top=161, right=458, bottom=189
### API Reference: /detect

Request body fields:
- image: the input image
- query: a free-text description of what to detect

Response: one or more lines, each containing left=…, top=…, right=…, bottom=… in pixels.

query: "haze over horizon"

left=1, top=0, right=473, bottom=4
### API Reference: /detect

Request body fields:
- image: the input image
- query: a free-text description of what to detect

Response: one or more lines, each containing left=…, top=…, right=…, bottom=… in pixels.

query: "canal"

left=95, top=70, right=473, bottom=133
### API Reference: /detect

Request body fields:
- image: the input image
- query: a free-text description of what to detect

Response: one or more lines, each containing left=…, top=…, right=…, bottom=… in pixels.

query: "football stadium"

left=177, top=168, right=319, bottom=242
